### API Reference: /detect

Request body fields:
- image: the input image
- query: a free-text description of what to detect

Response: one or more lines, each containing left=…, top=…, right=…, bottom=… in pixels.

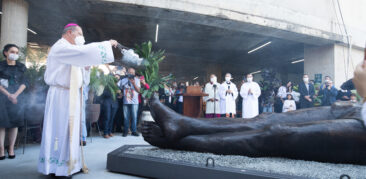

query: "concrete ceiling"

left=3, top=0, right=305, bottom=81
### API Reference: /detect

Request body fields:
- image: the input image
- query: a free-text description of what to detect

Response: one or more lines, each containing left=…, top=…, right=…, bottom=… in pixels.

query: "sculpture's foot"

left=149, top=96, right=189, bottom=141
left=141, top=121, right=171, bottom=148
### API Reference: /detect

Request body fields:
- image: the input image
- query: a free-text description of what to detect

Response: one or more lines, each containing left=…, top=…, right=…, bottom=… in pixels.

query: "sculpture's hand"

left=353, top=61, right=366, bottom=98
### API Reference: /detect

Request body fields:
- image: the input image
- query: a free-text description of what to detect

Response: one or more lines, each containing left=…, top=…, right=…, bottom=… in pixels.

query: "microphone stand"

left=213, top=84, right=217, bottom=118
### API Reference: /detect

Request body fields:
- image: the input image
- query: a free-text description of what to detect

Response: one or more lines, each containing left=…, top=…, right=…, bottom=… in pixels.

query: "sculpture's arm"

left=166, top=118, right=366, bottom=165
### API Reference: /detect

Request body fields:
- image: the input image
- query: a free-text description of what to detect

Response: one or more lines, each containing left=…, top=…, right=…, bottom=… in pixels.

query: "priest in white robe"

left=240, top=74, right=261, bottom=118
left=219, top=73, right=238, bottom=118
left=38, top=23, right=118, bottom=177
left=203, top=74, right=221, bottom=118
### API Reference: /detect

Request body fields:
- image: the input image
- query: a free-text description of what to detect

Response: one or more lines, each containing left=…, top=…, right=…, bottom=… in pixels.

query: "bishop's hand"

left=110, top=39, right=118, bottom=48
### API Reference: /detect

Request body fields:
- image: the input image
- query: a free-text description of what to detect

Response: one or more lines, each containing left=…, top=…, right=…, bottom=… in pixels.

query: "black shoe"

left=7, top=149, right=15, bottom=159
left=132, top=132, right=139, bottom=136
left=0, top=156, right=5, bottom=160
left=122, top=133, right=128, bottom=137
left=82, top=141, right=86, bottom=146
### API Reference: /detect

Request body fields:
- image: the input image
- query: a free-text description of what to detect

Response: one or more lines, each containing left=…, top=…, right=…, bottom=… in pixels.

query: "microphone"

left=228, top=85, right=234, bottom=96
left=213, top=84, right=217, bottom=102
left=226, top=85, right=230, bottom=96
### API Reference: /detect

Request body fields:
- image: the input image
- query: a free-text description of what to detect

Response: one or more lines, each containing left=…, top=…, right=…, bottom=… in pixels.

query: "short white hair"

left=62, top=26, right=78, bottom=35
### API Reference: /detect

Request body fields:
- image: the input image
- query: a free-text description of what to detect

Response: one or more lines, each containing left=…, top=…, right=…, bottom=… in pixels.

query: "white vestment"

left=240, top=82, right=261, bottom=118
left=282, top=99, right=296, bottom=112
left=219, top=82, right=238, bottom=114
left=277, top=86, right=287, bottom=99
left=203, top=82, right=220, bottom=114
left=38, top=38, right=114, bottom=176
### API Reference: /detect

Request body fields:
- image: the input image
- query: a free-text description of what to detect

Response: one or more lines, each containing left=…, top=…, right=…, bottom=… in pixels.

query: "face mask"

left=247, top=78, right=253, bottom=82
left=225, top=77, right=231, bottom=82
left=8, top=53, right=19, bottom=61
left=324, top=79, right=329, bottom=83
left=303, top=78, right=309, bottom=83
left=75, top=36, right=85, bottom=45
left=210, top=77, right=217, bottom=83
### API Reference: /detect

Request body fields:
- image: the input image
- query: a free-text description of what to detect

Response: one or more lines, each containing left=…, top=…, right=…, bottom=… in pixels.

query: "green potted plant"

left=313, top=83, right=322, bottom=106
left=135, top=41, right=173, bottom=121
left=258, top=68, right=280, bottom=112
left=135, top=41, right=173, bottom=99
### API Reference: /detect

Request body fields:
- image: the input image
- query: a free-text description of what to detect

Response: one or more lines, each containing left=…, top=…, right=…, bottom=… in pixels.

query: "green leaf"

left=134, top=41, right=175, bottom=97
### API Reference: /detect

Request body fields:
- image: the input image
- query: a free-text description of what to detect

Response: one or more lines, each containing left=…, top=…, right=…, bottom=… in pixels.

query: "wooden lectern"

left=183, top=86, right=208, bottom=117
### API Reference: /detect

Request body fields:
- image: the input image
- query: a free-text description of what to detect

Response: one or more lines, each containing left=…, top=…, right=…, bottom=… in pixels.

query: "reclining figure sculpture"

left=142, top=97, right=366, bottom=165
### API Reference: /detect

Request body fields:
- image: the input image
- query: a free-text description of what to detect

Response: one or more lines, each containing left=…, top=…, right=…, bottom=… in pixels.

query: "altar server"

left=219, top=73, right=238, bottom=118
left=38, top=23, right=118, bottom=177
left=240, top=74, right=261, bottom=118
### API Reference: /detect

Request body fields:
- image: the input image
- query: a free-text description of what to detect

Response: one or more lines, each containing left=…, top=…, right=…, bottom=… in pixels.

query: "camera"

left=127, top=74, right=135, bottom=79
left=121, top=74, right=135, bottom=80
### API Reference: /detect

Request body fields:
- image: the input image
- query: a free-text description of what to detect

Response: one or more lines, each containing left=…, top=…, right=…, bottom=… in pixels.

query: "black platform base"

left=106, top=145, right=306, bottom=179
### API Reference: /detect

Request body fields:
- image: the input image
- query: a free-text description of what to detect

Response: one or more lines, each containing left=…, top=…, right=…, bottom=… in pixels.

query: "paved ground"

left=0, top=134, right=148, bottom=179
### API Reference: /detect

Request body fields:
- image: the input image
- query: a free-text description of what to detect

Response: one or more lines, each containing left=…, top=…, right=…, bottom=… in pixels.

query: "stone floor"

left=0, top=134, right=148, bottom=179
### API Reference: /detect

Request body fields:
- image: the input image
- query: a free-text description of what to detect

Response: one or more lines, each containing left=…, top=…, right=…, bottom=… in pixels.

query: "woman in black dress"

left=0, top=44, right=27, bottom=160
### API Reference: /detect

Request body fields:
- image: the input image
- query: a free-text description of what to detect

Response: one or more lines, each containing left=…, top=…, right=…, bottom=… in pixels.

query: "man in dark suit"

left=298, top=74, right=315, bottom=108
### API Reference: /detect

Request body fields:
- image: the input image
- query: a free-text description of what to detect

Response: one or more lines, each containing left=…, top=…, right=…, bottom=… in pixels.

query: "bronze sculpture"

left=142, top=97, right=366, bottom=165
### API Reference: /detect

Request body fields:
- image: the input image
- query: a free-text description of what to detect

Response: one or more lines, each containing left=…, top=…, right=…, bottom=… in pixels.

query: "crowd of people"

left=198, top=73, right=359, bottom=119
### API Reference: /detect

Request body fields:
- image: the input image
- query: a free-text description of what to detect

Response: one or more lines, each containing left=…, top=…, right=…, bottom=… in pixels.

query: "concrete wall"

left=0, top=0, right=29, bottom=49
left=305, top=44, right=364, bottom=88
left=105, top=0, right=366, bottom=48
left=334, top=45, right=364, bottom=87
left=304, top=45, right=335, bottom=84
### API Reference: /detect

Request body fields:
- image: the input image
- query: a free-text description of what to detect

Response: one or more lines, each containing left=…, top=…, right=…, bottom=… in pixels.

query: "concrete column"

left=304, top=45, right=335, bottom=85
left=0, top=0, right=29, bottom=49
left=304, top=44, right=364, bottom=88
left=333, top=45, right=364, bottom=88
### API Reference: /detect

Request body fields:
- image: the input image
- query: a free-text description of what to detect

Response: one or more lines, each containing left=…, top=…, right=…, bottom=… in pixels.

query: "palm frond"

left=135, top=41, right=174, bottom=98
